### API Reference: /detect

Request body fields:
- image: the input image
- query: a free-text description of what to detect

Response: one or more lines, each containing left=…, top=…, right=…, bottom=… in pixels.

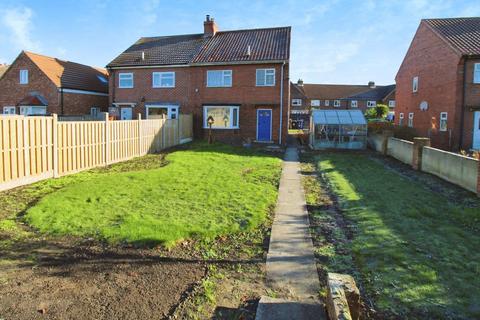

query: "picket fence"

left=0, top=113, right=193, bottom=191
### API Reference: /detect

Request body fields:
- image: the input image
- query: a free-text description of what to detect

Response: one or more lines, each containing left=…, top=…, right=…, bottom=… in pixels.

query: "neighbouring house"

left=0, top=64, right=9, bottom=78
left=0, top=51, right=109, bottom=117
left=107, top=15, right=291, bottom=145
left=395, top=17, right=480, bottom=151
left=289, top=80, right=395, bottom=129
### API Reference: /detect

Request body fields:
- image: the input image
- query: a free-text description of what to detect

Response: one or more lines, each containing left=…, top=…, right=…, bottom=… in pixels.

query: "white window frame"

left=3, top=106, right=16, bottom=115
left=146, top=104, right=179, bottom=120
left=413, top=76, right=418, bottom=92
left=408, top=112, right=414, bottom=127
left=90, top=107, right=99, bottom=117
left=292, top=99, right=302, bottom=106
left=20, top=69, right=28, bottom=84
left=325, top=100, right=330, bottom=107
left=203, top=105, right=239, bottom=129
left=20, top=106, right=47, bottom=116
left=119, top=73, right=134, bottom=88
left=207, top=70, right=232, bottom=87
left=389, top=100, right=396, bottom=108
left=256, top=68, right=275, bottom=86
left=439, top=112, right=448, bottom=132
left=311, top=100, right=320, bottom=107
left=474, top=63, right=480, bottom=84
left=367, top=100, right=377, bottom=108
left=399, top=113, right=404, bottom=126
left=153, top=72, right=175, bottom=88
left=334, top=100, right=341, bottom=107
left=351, top=100, right=358, bottom=108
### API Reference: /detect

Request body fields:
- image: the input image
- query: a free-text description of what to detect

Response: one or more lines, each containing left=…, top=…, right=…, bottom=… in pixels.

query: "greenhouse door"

left=257, top=109, right=272, bottom=142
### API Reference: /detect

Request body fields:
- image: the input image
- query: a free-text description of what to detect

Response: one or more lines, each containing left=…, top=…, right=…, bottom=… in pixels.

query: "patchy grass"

left=305, top=151, right=480, bottom=319
left=24, top=142, right=281, bottom=247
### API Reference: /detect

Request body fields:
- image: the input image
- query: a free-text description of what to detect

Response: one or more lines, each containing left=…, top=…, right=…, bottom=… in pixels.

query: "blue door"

left=257, top=109, right=272, bottom=141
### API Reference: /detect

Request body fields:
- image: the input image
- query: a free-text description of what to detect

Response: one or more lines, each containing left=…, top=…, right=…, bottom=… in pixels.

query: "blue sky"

left=1, top=0, right=479, bottom=85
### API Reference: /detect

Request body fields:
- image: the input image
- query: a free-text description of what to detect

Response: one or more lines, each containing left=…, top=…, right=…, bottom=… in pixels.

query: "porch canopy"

left=310, top=109, right=367, bottom=149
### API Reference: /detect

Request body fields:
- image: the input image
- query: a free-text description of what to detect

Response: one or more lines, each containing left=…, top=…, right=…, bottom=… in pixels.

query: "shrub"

left=365, top=104, right=389, bottom=119
left=368, top=121, right=394, bottom=134
left=393, top=125, right=418, bottom=141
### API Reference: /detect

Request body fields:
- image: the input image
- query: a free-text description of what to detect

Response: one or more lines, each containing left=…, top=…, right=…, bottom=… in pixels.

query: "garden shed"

left=309, top=109, right=367, bottom=149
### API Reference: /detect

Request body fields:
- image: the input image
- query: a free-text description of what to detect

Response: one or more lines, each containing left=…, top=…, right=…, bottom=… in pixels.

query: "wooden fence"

left=0, top=113, right=193, bottom=191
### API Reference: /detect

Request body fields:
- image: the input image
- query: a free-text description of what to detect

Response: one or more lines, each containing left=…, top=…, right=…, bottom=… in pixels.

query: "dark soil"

left=0, top=239, right=206, bottom=320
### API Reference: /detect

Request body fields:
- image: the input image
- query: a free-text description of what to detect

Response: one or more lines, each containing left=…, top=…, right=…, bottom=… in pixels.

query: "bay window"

left=203, top=106, right=239, bottom=129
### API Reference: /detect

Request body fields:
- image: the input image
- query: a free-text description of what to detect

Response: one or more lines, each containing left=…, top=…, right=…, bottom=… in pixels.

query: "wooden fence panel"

left=0, top=116, right=54, bottom=191
left=57, top=121, right=106, bottom=176
left=0, top=114, right=193, bottom=191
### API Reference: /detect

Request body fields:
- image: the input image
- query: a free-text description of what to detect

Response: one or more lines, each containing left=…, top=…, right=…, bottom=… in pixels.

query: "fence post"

left=138, top=113, right=142, bottom=156
left=477, top=160, right=480, bottom=197
left=412, top=137, right=430, bottom=170
left=52, top=114, right=59, bottom=178
left=103, top=112, right=110, bottom=165
left=382, top=130, right=393, bottom=155
left=177, top=115, right=181, bottom=145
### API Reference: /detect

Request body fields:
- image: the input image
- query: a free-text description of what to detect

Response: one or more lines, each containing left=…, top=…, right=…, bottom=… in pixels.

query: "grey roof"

left=424, top=17, right=480, bottom=56
left=107, top=34, right=205, bottom=67
left=107, top=27, right=291, bottom=68
left=312, top=110, right=367, bottom=125
left=346, top=84, right=396, bottom=101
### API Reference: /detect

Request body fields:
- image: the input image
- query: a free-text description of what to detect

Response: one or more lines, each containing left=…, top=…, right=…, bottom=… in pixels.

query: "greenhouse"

left=309, top=109, right=367, bottom=150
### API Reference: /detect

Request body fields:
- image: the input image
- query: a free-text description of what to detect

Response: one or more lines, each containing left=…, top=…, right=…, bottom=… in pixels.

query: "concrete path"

left=256, top=147, right=325, bottom=320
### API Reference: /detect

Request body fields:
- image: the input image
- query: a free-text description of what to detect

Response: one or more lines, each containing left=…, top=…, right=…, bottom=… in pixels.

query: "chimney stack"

left=297, top=79, right=304, bottom=86
left=204, top=15, right=218, bottom=37
left=368, top=81, right=375, bottom=88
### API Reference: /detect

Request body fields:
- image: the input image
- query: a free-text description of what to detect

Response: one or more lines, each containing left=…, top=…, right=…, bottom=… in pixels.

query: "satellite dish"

left=420, top=101, right=428, bottom=111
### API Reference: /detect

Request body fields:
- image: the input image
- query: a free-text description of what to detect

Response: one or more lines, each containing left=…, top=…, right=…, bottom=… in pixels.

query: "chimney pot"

left=297, top=79, right=304, bottom=86
left=368, top=81, right=375, bottom=88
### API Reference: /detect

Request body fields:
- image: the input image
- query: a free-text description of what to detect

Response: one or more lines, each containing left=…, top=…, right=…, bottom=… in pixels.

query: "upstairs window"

left=408, top=112, right=414, bottom=127
left=153, top=72, right=175, bottom=88
left=292, top=99, right=302, bottom=106
left=119, top=73, right=133, bottom=88
left=389, top=100, right=396, bottom=108
left=413, top=76, right=418, bottom=92
left=351, top=100, right=358, bottom=108
left=474, top=63, right=480, bottom=84
left=367, top=101, right=377, bottom=108
left=399, top=113, right=404, bottom=126
left=334, top=100, right=341, bottom=107
left=20, top=69, right=28, bottom=84
left=324, top=100, right=330, bottom=107
left=207, top=70, right=232, bottom=87
left=439, top=112, right=448, bottom=131
left=256, top=69, right=275, bottom=86
left=311, top=100, right=320, bottom=107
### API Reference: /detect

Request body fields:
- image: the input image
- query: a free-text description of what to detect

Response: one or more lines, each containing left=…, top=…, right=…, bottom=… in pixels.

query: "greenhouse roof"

left=312, top=109, right=367, bottom=125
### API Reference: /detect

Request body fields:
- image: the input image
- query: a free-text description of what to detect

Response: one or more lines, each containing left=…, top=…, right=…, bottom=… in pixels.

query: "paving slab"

left=256, top=147, right=325, bottom=320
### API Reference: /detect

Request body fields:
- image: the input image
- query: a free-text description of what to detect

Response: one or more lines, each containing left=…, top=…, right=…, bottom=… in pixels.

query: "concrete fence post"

left=382, top=130, right=394, bottom=155
left=412, top=137, right=431, bottom=170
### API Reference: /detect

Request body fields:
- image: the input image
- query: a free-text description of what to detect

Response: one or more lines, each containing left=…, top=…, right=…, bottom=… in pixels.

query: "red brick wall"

left=0, top=52, right=59, bottom=114
left=0, top=52, right=109, bottom=116
left=62, top=92, right=109, bottom=115
left=109, top=63, right=290, bottom=144
left=462, top=59, right=480, bottom=149
left=395, top=22, right=462, bottom=150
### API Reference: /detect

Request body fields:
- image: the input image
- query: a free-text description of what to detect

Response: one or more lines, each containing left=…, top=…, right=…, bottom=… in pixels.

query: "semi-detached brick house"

left=289, top=79, right=395, bottom=129
left=0, top=51, right=109, bottom=116
left=107, top=15, right=291, bottom=145
left=395, top=17, right=480, bottom=151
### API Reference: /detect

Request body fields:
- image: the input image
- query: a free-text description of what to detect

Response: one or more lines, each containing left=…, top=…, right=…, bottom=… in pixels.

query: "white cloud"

left=1, top=6, right=40, bottom=51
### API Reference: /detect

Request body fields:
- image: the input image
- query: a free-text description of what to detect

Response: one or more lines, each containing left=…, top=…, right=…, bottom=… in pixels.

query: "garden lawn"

left=25, top=142, right=282, bottom=247
left=315, top=152, right=480, bottom=319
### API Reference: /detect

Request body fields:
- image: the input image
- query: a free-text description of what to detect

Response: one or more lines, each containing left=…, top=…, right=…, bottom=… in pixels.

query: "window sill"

left=203, top=127, right=240, bottom=130
left=153, top=86, right=175, bottom=88
left=256, top=84, right=275, bottom=87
